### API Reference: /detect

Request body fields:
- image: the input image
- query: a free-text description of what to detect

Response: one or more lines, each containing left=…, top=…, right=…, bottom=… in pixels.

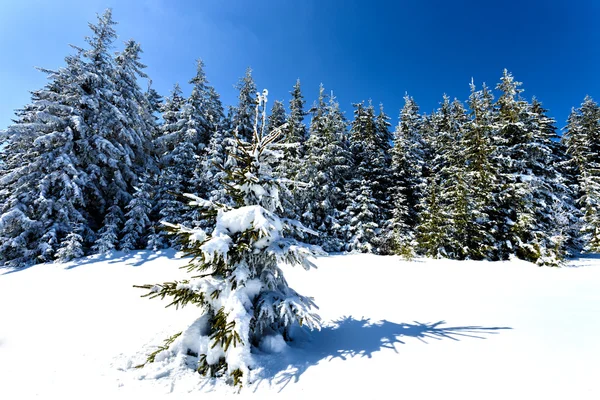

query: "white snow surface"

left=1, top=251, right=599, bottom=399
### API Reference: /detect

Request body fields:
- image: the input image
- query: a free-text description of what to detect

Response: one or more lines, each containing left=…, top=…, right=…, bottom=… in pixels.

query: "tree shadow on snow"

left=252, top=316, right=511, bottom=393
left=62, top=249, right=180, bottom=270
left=564, top=252, right=600, bottom=268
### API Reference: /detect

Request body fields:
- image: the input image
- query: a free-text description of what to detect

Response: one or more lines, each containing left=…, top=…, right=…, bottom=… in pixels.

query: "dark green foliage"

left=135, top=332, right=182, bottom=368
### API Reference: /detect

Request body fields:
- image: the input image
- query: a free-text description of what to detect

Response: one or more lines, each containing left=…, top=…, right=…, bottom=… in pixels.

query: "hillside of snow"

left=1, top=251, right=599, bottom=398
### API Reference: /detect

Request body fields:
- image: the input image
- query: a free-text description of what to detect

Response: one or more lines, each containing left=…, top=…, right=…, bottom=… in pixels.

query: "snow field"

left=1, top=251, right=599, bottom=398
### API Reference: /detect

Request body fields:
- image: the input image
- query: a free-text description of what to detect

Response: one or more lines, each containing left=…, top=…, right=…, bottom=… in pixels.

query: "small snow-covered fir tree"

left=55, top=225, right=85, bottom=262
left=135, top=89, right=322, bottom=388
left=120, top=174, right=153, bottom=253
left=93, top=204, right=122, bottom=254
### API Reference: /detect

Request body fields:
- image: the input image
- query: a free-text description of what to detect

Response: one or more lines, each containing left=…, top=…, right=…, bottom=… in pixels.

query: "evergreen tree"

left=204, top=106, right=237, bottom=205
left=277, top=79, right=307, bottom=181
left=266, top=100, right=287, bottom=134
left=416, top=179, right=446, bottom=257
left=155, top=84, right=186, bottom=154
left=277, top=80, right=308, bottom=223
left=135, top=89, right=322, bottom=388
left=300, top=85, right=352, bottom=251
left=525, top=99, right=579, bottom=263
left=156, top=60, right=224, bottom=244
left=121, top=174, right=153, bottom=253
left=231, top=67, right=257, bottom=142
left=0, top=9, right=158, bottom=265
left=0, top=61, right=88, bottom=266
left=373, top=104, right=395, bottom=253
left=419, top=97, right=466, bottom=257
left=145, top=82, right=163, bottom=121
left=92, top=204, right=122, bottom=254
left=491, top=70, right=572, bottom=265
left=190, top=81, right=225, bottom=212
left=389, top=94, right=424, bottom=255
left=460, top=80, right=497, bottom=259
left=345, top=101, right=389, bottom=252
left=76, top=11, right=156, bottom=252
left=55, top=226, right=85, bottom=262
left=563, top=96, right=600, bottom=251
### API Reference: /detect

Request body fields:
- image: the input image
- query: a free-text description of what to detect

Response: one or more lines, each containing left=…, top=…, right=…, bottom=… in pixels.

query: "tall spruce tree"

left=416, top=95, right=456, bottom=257
left=277, top=79, right=307, bottom=181
left=563, top=96, right=600, bottom=251
left=75, top=11, right=156, bottom=253
left=276, top=80, right=308, bottom=223
left=0, top=60, right=88, bottom=266
left=491, top=70, right=571, bottom=265
left=389, top=94, right=424, bottom=255
left=460, top=80, right=497, bottom=259
left=345, top=101, right=389, bottom=252
left=1, top=9, right=157, bottom=265
left=156, top=60, right=224, bottom=244
left=373, top=104, right=395, bottom=253
left=231, top=67, right=258, bottom=143
left=300, top=85, right=352, bottom=251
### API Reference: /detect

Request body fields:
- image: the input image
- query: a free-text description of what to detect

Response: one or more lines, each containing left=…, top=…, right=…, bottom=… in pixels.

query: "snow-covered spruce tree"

left=490, top=70, right=572, bottom=265
left=415, top=178, right=446, bottom=256
left=388, top=94, right=424, bottom=256
left=155, top=84, right=186, bottom=154
left=299, top=85, right=352, bottom=251
left=416, top=96, right=462, bottom=258
left=231, top=67, right=258, bottom=143
left=345, top=101, right=389, bottom=252
left=188, top=74, right=226, bottom=226
left=526, top=98, right=579, bottom=262
left=276, top=79, right=307, bottom=183
left=373, top=104, right=395, bottom=254
left=275, top=79, right=308, bottom=226
left=563, top=96, right=600, bottom=251
left=120, top=173, right=153, bottom=253
left=266, top=100, right=287, bottom=135
left=72, top=10, right=156, bottom=253
left=155, top=61, right=224, bottom=244
left=145, top=82, right=164, bottom=125
left=135, top=89, right=322, bottom=388
left=0, top=49, right=89, bottom=267
left=460, top=80, right=497, bottom=260
left=204, top=106, right=238, bottom=205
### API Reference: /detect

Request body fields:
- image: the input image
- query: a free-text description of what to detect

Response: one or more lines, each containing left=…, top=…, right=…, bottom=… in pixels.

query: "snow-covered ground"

left=1, top=251, right=599, bottom=399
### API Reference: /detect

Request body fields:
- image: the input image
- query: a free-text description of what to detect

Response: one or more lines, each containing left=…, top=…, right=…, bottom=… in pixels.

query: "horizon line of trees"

left=2, top=9, right=600, bottom=268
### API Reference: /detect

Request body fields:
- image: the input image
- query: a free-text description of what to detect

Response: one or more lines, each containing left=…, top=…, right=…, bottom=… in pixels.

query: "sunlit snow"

left=0, top=251, right=599, bottom=398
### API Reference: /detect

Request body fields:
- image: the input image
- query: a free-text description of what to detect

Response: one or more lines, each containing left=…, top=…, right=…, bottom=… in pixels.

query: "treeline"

left=1, top=10, right=598, bottom=268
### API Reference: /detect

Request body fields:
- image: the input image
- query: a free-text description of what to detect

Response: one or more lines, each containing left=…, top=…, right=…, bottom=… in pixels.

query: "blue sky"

left=1, top=0, right=599, bottom=131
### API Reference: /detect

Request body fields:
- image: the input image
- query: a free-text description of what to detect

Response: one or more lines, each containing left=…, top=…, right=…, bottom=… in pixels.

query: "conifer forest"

left=2, top=10, right=597, bottom=270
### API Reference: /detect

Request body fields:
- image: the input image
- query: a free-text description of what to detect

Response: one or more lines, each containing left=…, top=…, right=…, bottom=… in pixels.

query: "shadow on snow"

left=252, top=316, right=511, bottom=392
left=2, top=249, right=180, bottom=275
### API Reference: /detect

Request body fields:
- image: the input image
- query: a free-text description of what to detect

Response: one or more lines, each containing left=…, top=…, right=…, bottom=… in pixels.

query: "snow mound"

left=259, top=334, right=287, bottom=354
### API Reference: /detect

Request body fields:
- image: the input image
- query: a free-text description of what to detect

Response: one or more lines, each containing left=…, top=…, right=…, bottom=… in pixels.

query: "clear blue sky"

left=1, top=0, right=599, bottom=131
